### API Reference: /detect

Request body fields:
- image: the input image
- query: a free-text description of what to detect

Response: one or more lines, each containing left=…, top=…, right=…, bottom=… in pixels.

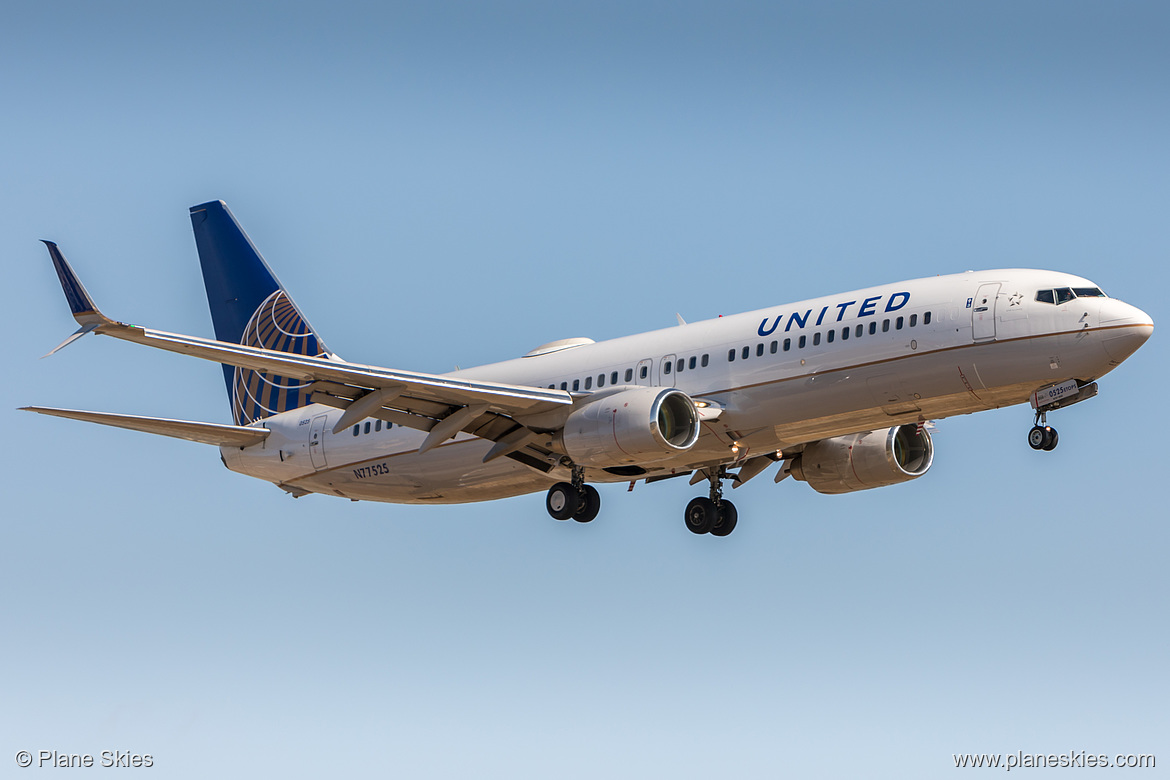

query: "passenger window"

left=813, top=332, right=821, bottom=346
left=597, top=374, right=605, bottom=388
left=611, top=371, right=618, bottom=384
left=640, top=366, right=648, bottom=379
left=841, top=326, right=849, bottom=340
left=909, top=314, right=917, bottom=327
left=783, top=338, right=791, bottom=351
left=1056, top=287, right=1075, bottom=304
left=677, top=359, right=684, bottom=372
left=742, top=346, right=750, bottom=360
left=701, top=354, right=709, bottom=367
left=688, top=356, right=696, bottom=370
left=375, top=420, right=382, bottom=432
left=560, top=381, right=568, bottom=391
left=353, top=425, right=359, bottom=437
left=923, top=311, right=932, bottom=325
left=799, top=335, right=807, bottom=348
left=770, top=340, right=777, bottom=354
left=572, top=379, right=580, bottom=391
left=827, top=330, right=834, bottom=343
left=663, top=361, right=672, bottom=375
left=896, top=316, right=904, bottom=330
left=882, top=319, right=890, bottom=332
left=364, top=422, right=371, bottom=434
left=756, top=343, right=764, bottom=357
left=869, top=322, right=877, bottom=335
left=856, top=324, right=863, bottom=338
left=624, top=369, right=633, bottom=382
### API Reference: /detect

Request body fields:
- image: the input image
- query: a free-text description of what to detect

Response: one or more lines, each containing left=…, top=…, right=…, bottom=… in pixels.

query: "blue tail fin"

left=190, top=200, right=332, bottom=426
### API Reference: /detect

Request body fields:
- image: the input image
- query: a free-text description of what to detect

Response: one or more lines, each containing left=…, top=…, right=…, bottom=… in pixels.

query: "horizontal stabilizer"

left=20, top=406, right=271, bottom=447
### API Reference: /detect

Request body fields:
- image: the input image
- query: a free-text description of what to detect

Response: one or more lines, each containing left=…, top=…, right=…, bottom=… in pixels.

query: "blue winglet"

left=41, top=240, right=103, bottom=322
left=40, top=241, right=111, bottom=357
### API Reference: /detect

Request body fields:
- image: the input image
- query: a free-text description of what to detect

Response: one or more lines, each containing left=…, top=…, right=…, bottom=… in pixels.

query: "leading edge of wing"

left=20, top=406, right=272, bottom=447
left=103, top=323, right=572, bottom=414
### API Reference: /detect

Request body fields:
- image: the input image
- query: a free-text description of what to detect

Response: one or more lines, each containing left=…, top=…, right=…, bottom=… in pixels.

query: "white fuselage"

left=220, top=269, right=1153, bottom=503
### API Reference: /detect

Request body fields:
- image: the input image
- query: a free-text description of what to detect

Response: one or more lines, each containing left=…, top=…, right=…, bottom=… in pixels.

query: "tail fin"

left=190, top=200, right=333, bottom=425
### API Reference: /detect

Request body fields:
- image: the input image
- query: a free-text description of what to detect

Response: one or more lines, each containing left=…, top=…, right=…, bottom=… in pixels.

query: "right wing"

left=20, top=406, right=271, bottom=448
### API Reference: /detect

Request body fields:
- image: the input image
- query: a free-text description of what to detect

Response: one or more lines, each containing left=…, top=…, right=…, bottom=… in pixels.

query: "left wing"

left=39, top=242, right=573, bottom=462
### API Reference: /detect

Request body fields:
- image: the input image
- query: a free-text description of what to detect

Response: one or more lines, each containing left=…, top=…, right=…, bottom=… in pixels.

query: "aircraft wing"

left=20, top=406, right=272, bottom=447
left=40, top=241, right=573, bottom=461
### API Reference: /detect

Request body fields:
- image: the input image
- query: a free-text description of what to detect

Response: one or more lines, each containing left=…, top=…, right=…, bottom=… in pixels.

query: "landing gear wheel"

left=685, top=497, right=717, bottom=535
left=710, top=500, right=738, bottom=537
left=573, top=484, right=601, bottom=523
left=546, top=482, right=577, bottom=521
left=1028, top=425, right=1059, bottom=451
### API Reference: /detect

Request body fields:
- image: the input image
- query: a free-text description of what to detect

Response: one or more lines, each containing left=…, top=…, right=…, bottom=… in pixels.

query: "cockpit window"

left=1037, top=286, right=1107, bottom=305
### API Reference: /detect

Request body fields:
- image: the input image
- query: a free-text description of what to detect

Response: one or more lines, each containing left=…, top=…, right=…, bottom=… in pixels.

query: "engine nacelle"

left=789, top=423, right=933, bottom=495
left=560, top=387, right=701, bottom=468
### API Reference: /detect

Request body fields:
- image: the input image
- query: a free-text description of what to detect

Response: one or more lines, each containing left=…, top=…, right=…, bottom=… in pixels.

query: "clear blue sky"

left=2, top=2, right=1166, bottom=778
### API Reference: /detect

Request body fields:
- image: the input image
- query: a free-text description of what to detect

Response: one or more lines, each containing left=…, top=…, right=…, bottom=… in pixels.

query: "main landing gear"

left=545, top=467, right=600, bottom=523
left=684, top=466, right=737, bottom=537
left=1027, top=410, right=1059, bottom=451
left=543, top=464, right=739, bottom=536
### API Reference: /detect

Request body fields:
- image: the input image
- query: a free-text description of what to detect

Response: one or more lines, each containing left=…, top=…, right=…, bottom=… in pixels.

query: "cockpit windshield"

left=1035, top=286, right=1107, bottom=304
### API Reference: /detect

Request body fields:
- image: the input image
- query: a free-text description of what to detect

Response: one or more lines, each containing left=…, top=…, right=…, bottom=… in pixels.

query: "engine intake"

left=560, top=387, right=701, bottom=468
left=790, top=423, right=933, bottom=495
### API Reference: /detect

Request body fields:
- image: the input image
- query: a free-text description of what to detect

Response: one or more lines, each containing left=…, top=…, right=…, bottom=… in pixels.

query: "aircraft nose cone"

left=1101, top=299, right=1153, bottom=327
left=1100, top=300, right=1153, bottom=364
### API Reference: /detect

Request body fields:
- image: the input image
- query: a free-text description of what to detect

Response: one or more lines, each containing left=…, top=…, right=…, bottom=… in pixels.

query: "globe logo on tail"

left=232, top=290, right=325, bottom=425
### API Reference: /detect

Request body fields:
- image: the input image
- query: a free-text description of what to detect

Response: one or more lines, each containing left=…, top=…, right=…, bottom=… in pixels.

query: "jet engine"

left=789, top=423, right=933, bottom=494
left=559, top=387, right=701, bottom=468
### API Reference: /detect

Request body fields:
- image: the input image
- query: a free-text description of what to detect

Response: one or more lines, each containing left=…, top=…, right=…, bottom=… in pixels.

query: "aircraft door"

left=635, top=358, right=654, bottom=386
left=972, top=283, right=1000, bottom=341
left=660, top=354, right=678, bottom=388
left=308, top=413, right=329, bottom=469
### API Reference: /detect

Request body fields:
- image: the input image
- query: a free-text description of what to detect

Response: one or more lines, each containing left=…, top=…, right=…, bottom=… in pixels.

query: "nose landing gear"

left=1027, top=410, right=1059, bottom=451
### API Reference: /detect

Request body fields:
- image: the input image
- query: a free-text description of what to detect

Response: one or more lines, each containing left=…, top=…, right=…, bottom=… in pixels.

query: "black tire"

left=546, top=482, right=578, bottom=521
left=1042, top=426, right=1059, bottom=451
left=685, top=497, right=717, bottom=535
left=573, top=484, right=601, bottom=523
left=1027, top=426, right=1047, bottom=450
left=710, top=500, right=738, bottom=537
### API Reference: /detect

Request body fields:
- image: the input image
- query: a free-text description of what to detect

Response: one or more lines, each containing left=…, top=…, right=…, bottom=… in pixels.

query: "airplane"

left=24, top=200, right=1154, bottom=536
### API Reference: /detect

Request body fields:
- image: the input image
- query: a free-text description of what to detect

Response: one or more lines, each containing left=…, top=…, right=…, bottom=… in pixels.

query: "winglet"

left=40, top=241, right=113, bottom=356
left=41, top=241, right=110, bottom=324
